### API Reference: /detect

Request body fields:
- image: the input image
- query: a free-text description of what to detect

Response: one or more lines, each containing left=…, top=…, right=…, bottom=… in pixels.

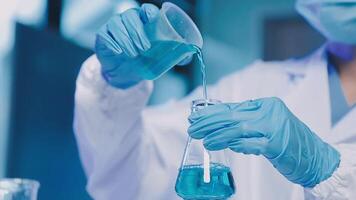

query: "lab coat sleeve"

left=73, top=55, right=155, bottom=199
left=304, top=144, right=356, bottom=199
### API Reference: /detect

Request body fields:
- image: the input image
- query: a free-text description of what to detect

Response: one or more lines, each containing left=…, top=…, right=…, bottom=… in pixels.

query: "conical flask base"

left=175, top=99, right=236, bottom=199
left=175, top=163, right=235, bottom=200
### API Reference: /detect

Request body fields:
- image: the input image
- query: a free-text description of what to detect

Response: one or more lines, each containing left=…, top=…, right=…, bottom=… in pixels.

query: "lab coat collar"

left=283, top=45, right=332, bottom=143
left=332, top=108, right=356, bottom=144
left=284, top=45, right=356, bottom=144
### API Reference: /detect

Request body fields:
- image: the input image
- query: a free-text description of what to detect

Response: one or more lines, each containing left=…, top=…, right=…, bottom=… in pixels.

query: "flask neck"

left=191, top=99, right=221, bottom=113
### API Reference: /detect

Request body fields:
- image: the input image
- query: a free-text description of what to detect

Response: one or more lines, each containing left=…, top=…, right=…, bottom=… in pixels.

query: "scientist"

left=74, top=0, right=356, bottom=199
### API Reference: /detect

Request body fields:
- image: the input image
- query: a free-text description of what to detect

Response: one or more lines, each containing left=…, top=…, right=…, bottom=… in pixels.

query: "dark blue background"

left=7, top=23, right=92, bottom=200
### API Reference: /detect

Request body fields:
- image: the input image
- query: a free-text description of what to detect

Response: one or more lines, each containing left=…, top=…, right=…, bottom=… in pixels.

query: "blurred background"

left=0, top=0, right=324, bottom=199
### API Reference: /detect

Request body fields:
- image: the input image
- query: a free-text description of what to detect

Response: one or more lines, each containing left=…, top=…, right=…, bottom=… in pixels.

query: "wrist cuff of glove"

left=305, top=145, right=353, bottom=199
left=266, top=139, right=340, bottom=188
left=102, top=70, right=142, bottom=89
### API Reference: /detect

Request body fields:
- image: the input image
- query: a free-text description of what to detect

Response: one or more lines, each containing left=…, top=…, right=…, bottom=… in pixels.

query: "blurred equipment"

left=0, top=178, right=39, bottom=200
left=263, top=16, right=325, bottom=61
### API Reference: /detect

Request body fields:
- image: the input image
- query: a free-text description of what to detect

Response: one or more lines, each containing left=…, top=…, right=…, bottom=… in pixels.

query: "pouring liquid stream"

left=194, top=46, right=210, bottom=183
left=195, top=48, right=208, bottom=101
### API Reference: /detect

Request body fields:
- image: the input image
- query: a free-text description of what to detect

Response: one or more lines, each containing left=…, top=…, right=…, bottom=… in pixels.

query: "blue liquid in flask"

left=175, top=163, right=235, bottom=200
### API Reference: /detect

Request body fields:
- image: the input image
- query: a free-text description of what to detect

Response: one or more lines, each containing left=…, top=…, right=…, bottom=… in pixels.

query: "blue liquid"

left=122, top=40, right=197, bottom=80
left=175, top=163, right=235, bottom=200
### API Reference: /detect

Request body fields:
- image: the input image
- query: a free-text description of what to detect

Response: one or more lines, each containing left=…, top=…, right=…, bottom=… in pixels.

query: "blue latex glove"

left=188, top=97, right=340, bottom=187
left=95, top=4, right=159, bottom=89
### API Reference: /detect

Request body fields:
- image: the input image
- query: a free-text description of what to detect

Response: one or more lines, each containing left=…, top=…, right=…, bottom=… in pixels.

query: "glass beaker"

left=0, top=178, right=39, bottom=200
left=120, top=2, right=203, bottom=80
left=175, top=99, right=235, bottom=200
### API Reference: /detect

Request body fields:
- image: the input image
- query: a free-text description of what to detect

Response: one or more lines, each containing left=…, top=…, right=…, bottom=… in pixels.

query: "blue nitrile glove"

left=188, top=97, right=340, bottom=187
left=95, top=4, right=158, bottom=89
left=96, top=3, right=193, bottom=89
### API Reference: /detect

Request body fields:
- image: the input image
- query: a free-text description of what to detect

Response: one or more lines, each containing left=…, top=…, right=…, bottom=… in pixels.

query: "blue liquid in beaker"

left=122, top=40, right=197, bottom=80
left=175, top=163, right=235, bottom=200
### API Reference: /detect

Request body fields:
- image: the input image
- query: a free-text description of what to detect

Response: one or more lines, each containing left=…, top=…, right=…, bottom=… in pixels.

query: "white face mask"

left=296, top=0, right=356, bottom=45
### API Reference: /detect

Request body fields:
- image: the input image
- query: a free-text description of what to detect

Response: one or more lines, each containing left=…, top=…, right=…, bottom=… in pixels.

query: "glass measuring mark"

left=175, top=163, right=235, bottom=200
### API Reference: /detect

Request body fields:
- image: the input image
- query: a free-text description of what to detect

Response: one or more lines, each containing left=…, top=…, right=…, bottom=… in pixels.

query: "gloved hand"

left=95, top=4, right=159, bottom=89
left=188, top=97, right=340, bottom=187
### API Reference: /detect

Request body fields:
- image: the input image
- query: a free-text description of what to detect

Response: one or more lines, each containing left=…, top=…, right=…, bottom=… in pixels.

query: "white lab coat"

left=74, top=46, right=356, bottom=200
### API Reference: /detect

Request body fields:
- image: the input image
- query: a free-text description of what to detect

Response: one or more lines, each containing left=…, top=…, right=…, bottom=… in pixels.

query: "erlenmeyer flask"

left=175, top=99, right=235, bottom=200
